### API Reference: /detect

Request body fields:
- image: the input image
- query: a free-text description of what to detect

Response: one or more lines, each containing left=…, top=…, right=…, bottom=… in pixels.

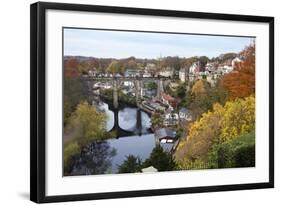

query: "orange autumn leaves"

left=222, top=44, right=255, bottom=99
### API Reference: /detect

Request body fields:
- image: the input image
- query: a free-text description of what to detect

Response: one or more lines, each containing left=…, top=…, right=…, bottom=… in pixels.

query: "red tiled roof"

left=162, top=94, right=177, bottom=102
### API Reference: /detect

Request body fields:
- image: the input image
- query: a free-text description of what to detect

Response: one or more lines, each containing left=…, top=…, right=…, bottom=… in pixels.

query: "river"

left=70, top=102, right=156, bottom=175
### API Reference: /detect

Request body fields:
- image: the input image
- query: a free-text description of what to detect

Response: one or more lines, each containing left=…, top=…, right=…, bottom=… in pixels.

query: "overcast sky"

left=64, top=28, right=254, bottom=59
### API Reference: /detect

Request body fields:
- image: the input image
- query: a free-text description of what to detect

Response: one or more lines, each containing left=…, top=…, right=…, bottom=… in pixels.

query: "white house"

left=179, top=68, right=187, bottom=82
left=189, top=61, right=202, bottom=74
left=159, top=67, right=174, bottom=77
left=205, top=62, right=217, bottom=72
left=232, top=57, right=242, bottom=68
left=165, top=112, right=179, bottom=121
left=145, top=63, right=156, bottom=71
left=179, top=108, right=192, bottom=121
left=143, top=72, right=152, bottom=78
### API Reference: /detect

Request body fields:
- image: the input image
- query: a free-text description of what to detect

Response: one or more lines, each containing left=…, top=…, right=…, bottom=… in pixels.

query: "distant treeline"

left=64, top=52, right=238, bottom=75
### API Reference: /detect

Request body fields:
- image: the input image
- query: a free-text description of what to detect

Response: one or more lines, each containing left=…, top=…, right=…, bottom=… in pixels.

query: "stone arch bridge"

left=85, top=76, right=167, bottom=109
left=84, top=76, right=168, bottom=137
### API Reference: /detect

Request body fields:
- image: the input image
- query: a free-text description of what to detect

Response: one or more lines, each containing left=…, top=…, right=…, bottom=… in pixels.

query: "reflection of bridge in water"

left=109, top=108, right=148, bottom=138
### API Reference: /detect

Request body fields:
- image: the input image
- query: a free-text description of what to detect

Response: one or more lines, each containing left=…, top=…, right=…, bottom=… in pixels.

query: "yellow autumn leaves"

left=220, top=96, right=255, bottom=142
left=175, top=96, right=255, bottom=165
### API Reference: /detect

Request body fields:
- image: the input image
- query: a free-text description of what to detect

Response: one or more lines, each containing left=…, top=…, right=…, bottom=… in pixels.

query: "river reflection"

left=98, top=103, right=152, bottom=133
left=70, top=102, right=156, bottom=175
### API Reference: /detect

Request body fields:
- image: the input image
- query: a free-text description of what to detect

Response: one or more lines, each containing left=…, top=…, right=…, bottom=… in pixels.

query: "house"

left=232, top=57, right=242, bottom=68
left=189, top=61, right=203, bottom=74
left=145, top=63, right=156, bottom=71
left=162, top=93, right=178, bottom=109
left=165, top=112, right=179, bottom=120
left=164, top=112, right=179, bottom=126
left=88, top=70, right=94, bottom=76
left=115, top=73, right=122, bottom=77
left=155, top=128, right=176, bottom=144
left=142, top=101, right=166, bottom=112
left=179, top=108, right=192, bottom=121
left=143, top=72, right=152, bottom=78
left=123, top=81, right=134, bottom=87
left=159, top=67, right=174, bottom=77
left=205, top=62, right=218, bottom=72
left=143, top=89, right=156, bottom=98
left=124, top=69, right=140, bottom=77
left=179, top=68, right=187, bottom=82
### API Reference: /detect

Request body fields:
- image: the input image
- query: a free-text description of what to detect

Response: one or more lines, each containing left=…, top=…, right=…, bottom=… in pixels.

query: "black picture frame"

left=30, top=1, right=274, bottom=203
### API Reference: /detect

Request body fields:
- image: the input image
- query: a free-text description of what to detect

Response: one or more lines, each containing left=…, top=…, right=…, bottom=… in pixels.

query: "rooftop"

left=155, top=128, right=176, bottom=139
left=179, top=107, right=189, bottom=114
left=162, top=93, right=177, bottom=102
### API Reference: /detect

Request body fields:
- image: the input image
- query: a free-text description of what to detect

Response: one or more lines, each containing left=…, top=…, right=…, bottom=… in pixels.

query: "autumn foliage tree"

left=188, top=79, right=227, bottom=119
left=64, top=101, right=108, bottom=172
left=64, top=59, right=80, bottom=77
left=175, top=103, right=224, bottom=165
left=175, top=96, right=255, bottom=169
left=222, top=43, right=255, bottom=99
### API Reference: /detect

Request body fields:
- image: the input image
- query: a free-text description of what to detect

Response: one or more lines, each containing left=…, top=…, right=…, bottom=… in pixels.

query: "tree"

left=176, top=83, right=187, bottom=99
left=220, top=96, right=255, bottom=142
left=151, top=112, right=162, bottom=129
left=66, top=101, right=108, bottom=146
left=222, top=44, right=255, bottom=99
left=208, top=131, right=255, bottom=168
left=175, top=96, right=255, bottom=169
left=199, top=56, right=209, bottom=66
left=189, top=80, right=213, bottom=119
left=64, top=101, right=109, bottom=174
left=118, top=155, right=142, bottom=173
left=188, top=79, right=227, bottom=119
left=125, top=59, right=138, bottom=70
left=175, top=103, right=224, bottom=165
left=160, top=56, right=181, bottom=71
left=191, top=80, right=210, bottom=95
left=178, top=90, right=192, bottom=108
left=64, top=59, right=80, bottom=77
left=142, top=146, right=176, bottom=171
left=106, top=60, right=125, bottom=74
left=63, top=77, right=87, bottom=125
left=64, top=141, right=80, bottom=173
left=144, top=81, right=157, bottom=90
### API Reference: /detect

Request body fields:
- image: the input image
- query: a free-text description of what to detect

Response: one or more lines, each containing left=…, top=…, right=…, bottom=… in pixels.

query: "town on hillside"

left=64, top=40, right=256, bottom=175
left=65, top=53, right=243, bottom=154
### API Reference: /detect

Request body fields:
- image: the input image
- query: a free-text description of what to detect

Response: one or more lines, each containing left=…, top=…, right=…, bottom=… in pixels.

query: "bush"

left=208, top=130, right=255, bottom=168
left=118, top=155, right=142, bottom=173
left=142, top=146, right=176, bottom=171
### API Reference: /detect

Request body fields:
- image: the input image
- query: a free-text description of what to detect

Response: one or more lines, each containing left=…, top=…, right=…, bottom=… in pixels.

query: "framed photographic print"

left=30, top=1, right=274, bottom=203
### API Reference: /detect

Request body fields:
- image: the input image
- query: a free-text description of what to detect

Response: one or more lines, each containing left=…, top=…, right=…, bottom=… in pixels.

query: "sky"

left=64, top=28, right=254, bottom=59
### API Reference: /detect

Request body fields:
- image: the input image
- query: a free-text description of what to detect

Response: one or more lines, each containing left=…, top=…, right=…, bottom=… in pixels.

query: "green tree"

left=144, top=81, right=157, bottom=90
left=64, top=101, right=110, bottom=174
left=199, top=56, right=209, bottom=66
left=106, top=60, right=125, bottom=74
left=66, top=101, right=108, bottom=146
left=142, top=146, right=176, bottom=171
left=208, top=131, right=255, bottom=168
left=188, top=79, right=227, bottom=119
left=64, top=141, right=80, bottom=173
left=118, top=155, right=142, bottom=173
left=63, top=77, right=87, bottom=125
left=176, top=83, right=187, bottom=99
left=151, top=112, right=162, bottom=129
